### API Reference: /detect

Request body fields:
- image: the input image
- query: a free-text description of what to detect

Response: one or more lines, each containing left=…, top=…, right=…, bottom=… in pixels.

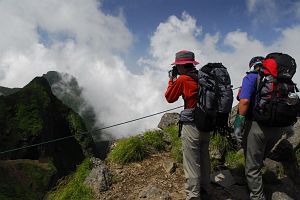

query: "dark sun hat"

left=171, top=50, right=199, bottom=65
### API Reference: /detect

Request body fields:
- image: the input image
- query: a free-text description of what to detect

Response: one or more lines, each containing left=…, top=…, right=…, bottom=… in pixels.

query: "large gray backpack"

left=194, top=63, right=233, bottom=132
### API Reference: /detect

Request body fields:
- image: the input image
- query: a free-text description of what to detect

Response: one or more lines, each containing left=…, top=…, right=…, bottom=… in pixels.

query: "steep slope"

left=42, top=71, right=98, bottom=131
left=43, top=71, right=108, bottom=158
left=0, top=76, right=95, bottom=176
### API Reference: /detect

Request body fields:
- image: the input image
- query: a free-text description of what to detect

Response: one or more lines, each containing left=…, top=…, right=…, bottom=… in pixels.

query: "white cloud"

left=1, top=1, right=300, bottom=139
left=246, top=0, right=300, bottom=26
left=0, top=0, right=165, bottom=139
left=144, top=12, right=202, bottom=70
left=143, top=13, right=300, bottom=105
left=246, top=0, right=258, bottom=13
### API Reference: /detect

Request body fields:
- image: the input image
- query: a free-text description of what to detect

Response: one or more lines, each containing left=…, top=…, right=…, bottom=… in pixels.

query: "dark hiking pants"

left=243, top=121, right=295, bottom=200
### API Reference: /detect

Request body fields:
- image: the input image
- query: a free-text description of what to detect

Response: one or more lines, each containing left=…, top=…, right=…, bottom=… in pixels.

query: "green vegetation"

left=210, top=158, right=221, bottom=172
left=107, top=136, right=149, bottom=164
left=67, top=111, right=94, bottom=156
left=0, top=76, right=97, bottom=199
left=225, top=151, right=245, bottom=169
left=296, top=148, right=300, bottom=164
left=0, top=159, right=56, bottom=200
left=163, top=125, right=182, bottom=163
left=209, top=132, right=234, bottom=158
left=209, top=132, right=236, bottom=170
left=46, top=159, right=93, bottom=200
left=107, top=126, right=182, bottom=164
left=143, top=130, right=166, bottom=152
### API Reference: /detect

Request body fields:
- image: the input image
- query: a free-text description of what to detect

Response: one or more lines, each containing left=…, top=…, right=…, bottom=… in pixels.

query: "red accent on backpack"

left=262, top=59, right=278, bottom=77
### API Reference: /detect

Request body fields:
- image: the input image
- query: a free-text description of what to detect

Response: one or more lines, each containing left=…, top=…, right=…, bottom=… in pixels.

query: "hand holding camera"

left=168, top=66, right=178, bottom=81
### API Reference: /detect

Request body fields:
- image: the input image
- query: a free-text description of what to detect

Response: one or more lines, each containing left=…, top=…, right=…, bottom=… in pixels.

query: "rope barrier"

left=0, top=87, right=241, bottom=155
left=0, top=106, right=183, bottom=155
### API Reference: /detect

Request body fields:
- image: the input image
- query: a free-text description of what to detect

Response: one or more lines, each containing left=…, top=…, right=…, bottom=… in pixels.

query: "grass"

left=45, top=158, right=93, bottom=200
left=107, top=136, right=149, bottom=165
left=143, top=130, right=166, bottom=152
left=163, top=125, right=182, bottom=163
left=107, top=126, right=183, bottom=165
left=296, top=148, right=300, bottom=164
left=210, top=132, right=234, bottom=159
left=225, top=151, right=245, bottom=169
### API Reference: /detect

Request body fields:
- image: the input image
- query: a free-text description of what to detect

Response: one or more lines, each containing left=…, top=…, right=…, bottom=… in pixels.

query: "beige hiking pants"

left=181, top=122, right=211, bottom=200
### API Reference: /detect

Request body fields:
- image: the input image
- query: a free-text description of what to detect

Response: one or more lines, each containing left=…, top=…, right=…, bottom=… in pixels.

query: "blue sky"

left=0, top=0, right=300, bottom=137
left=101, top=0, right=300, bottom=69
left=102, top=0, right=252, bottom=66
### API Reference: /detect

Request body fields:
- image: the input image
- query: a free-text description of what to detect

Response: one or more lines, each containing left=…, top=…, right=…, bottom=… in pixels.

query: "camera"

left=168, top=66, right=178, bottom=78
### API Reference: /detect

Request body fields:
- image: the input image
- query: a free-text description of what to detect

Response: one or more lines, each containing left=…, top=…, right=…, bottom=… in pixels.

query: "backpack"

left=194, top=63, right=233, bottom=132
left=253, top=52, right=299, bottom=126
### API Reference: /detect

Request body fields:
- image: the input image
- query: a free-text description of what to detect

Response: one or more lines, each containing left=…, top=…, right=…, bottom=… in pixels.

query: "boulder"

left=158, top=113, right=179, bottom=129
left=225, top=185, right=250, bottom=200
left=84, top=157, right=112, bottom=193
left=289, top=118, right=300, bottom=149
left=162, top=160, right=176, bottom=174
left=265, top=178, right=300, bottom=200
left=0, top=159, right=56, bottom=200
left=211, top=169, right=235, bottom=188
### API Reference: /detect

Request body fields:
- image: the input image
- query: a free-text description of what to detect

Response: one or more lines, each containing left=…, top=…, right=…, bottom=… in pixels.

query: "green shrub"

left=143, top=130, right=166, bottom=152
left=296, top=148, right=300, bottom=164
left=210, top=132, right=234, bottom=159
left=46, top=158, right=93, bottom=200
left=164, top=125, right=182, bottom=162
left=225, top=151, right=245, bottom=169
left=210, top=158, right=222, bottom=172
left=107, top=136, right=149, bottom=164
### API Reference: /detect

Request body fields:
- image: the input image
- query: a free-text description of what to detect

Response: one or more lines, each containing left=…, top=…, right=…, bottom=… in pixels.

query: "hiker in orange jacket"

left=165, top=50, right=211, bottom=200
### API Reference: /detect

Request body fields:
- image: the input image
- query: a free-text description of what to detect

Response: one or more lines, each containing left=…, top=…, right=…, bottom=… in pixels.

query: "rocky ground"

left=91, top=150, right=300, bottom=200
left=89, top=114, right=300, bottom=200
left=96, top=152, right=236, bottom=200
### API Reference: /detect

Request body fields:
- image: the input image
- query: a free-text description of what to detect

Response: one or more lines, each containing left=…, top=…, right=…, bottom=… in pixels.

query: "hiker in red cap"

left=165, top=50, right=211, bottom=200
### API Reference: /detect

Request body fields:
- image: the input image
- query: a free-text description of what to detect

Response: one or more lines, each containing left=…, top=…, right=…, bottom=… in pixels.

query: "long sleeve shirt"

left=165, top=75, right=198, bottom=108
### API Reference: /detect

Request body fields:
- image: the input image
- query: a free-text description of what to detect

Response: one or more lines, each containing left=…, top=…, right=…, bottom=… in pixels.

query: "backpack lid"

left=265, top=52, right=296, bottom=79
left=200, top=63, right=225, bottom=74
left=262, top=59, right=278, bottom=77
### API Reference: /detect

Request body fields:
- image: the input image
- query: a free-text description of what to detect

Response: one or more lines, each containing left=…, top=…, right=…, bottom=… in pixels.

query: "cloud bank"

left=0, top=0, right=300, bottom=138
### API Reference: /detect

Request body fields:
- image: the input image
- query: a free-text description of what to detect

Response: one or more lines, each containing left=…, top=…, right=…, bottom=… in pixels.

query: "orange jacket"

left=165, top=75, right=198, bottom=108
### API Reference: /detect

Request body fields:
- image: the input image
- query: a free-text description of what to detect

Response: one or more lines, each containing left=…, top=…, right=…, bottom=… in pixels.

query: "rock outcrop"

left=0, top=159, right=56, bottom=199
left=158, top=113, right=179, bottom=130
left=42, top=71, right=98, bottom=131
left=84, top=157, right=112, bottom=195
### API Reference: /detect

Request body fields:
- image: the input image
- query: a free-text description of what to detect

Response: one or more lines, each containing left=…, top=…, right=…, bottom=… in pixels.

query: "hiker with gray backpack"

left=165, top=50, right=233, bottom=200
left=233, top=53, right=300, bottom=200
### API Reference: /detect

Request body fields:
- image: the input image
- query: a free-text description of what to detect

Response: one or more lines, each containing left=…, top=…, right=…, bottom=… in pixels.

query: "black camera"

left=169, top=66, right=178, bottom=78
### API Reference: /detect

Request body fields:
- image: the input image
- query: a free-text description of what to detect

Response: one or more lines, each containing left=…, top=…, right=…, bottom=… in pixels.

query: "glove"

left=233, top=114, right=245, bottom=144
